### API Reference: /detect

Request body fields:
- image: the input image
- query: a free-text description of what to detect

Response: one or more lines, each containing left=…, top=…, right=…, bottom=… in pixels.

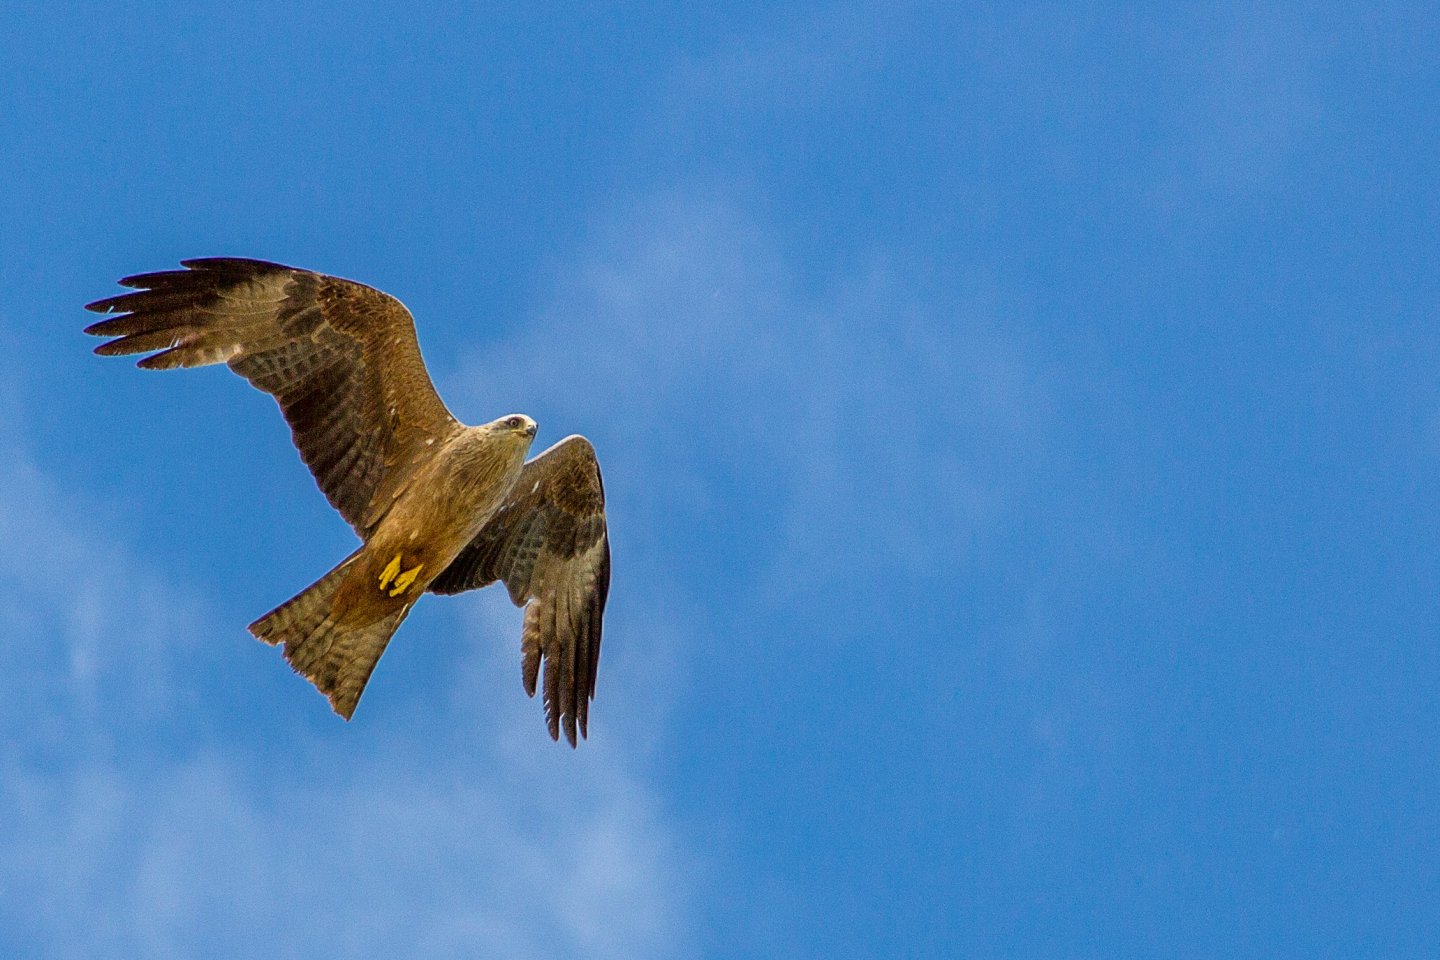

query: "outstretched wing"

left=429, top=435, right=610, bottom=746
left=85, top=258, right=460, bottom=536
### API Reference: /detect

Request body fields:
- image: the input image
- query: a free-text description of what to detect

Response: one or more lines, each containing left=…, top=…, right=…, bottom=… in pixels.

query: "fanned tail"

left=249, top=554, right=412, bottom=719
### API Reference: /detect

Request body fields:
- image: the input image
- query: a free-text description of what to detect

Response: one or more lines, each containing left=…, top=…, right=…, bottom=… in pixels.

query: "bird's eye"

left=506, top=417, right=523, bottom=429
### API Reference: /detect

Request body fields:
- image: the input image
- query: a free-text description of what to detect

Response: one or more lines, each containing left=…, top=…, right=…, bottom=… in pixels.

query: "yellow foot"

left=378, top=553, right=403, bottom=591
left=389, top=563, right=424, bottom=597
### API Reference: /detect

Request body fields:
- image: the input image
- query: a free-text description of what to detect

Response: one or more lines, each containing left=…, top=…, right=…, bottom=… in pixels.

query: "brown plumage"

left=85, top=258, right=610, bottom=745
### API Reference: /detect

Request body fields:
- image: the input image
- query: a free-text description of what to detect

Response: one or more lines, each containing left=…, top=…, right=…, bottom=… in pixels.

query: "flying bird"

left=85, top=258, right=610, bottom=745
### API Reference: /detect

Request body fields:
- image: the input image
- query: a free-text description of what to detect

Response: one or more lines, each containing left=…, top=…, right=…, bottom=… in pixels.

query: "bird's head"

left=492, top=413, right=538, bottom=444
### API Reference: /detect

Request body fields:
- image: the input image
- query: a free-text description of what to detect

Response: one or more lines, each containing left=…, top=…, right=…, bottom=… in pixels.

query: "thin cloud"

left=453, top=190, right=1047, bottom=614
left=6, top=748, right=686, bottom=959
left=0, top=388, right=690, bottom=959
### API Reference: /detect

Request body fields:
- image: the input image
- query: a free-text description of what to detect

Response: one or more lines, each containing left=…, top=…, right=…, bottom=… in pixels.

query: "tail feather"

left=249, top=555, right=412, bottom=719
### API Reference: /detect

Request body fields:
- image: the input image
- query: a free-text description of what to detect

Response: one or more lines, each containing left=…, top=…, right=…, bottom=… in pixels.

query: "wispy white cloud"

left=454, top=190, right=1047, bottom=616
left=0, top=387, right=690, bottom=959
left=0, top=418, right=200, bottom=752
left=446, top=181, right=1063, bottom=953
left=6, top=745, right=685, bottom=959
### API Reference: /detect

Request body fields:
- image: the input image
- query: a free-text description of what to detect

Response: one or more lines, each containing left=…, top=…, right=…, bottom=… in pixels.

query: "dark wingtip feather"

left=117, top=268, right=191, bottom=288
left=84, top=297, right=124, bottom=315
left=180, top=256, right=291, bottom=274
left=544, top=651, right=561, bottom=742
left=83, top=314, right=135, bottom=335
left=521, top=613, right=541, bottom=697
left=89, top=257, right=289, bottom=315
left=136, top=346, right=192, bottom=370
left=92, top=339, right=142, bottom=358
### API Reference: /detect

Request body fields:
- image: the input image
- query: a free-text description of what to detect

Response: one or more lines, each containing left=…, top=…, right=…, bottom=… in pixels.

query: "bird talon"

left=388, top=563, right=423, bottom=597
left=378, top=553, right=403, bottom=591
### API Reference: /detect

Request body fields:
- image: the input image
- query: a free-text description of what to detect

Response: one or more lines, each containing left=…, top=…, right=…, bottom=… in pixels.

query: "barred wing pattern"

left=430, top=436, right=610, bottom=746
left=85, top=258, right=460, bottom=535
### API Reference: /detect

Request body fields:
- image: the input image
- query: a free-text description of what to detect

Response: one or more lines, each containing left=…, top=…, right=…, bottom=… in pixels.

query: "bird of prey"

left=85, top=258, right=610, bottom=745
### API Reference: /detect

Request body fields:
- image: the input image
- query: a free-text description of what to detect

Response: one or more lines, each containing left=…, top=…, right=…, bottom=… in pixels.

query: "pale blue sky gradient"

left=2, top=2, right=1438, bottom=957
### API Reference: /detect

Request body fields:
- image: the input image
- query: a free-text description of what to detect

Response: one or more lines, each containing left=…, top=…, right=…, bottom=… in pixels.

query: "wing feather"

left=86, top=258, right=460, bottom=535
left=428, top=435, right=610, bottom=746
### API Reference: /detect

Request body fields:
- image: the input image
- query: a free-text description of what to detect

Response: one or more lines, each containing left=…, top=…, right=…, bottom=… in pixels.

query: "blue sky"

left=1, top=1, right=1438, bottom=956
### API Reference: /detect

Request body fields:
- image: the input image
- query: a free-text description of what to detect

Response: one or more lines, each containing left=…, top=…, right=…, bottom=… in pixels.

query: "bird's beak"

left=525, top=422, right=538, bottom=439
